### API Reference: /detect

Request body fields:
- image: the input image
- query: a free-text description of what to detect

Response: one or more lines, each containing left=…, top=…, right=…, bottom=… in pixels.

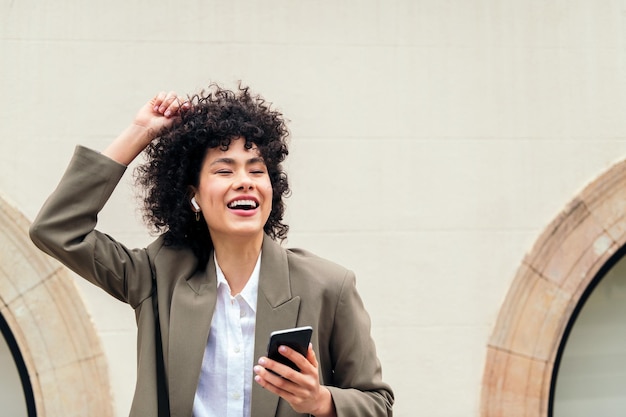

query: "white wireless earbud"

left=191, top=197, right=200, bottom=211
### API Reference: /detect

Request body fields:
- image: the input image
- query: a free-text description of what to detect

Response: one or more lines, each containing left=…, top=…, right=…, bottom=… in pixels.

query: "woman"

left=29, top=84, right=393, bottom=417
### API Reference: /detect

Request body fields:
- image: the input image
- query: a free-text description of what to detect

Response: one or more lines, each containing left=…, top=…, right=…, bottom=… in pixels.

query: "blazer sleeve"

left=29, top=145, right=155, bottom=308
left=326, top=271, right=394, bottom=417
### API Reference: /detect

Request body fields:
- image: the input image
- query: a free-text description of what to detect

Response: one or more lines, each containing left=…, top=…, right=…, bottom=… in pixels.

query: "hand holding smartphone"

left=266, top=326, right=313, bottom=373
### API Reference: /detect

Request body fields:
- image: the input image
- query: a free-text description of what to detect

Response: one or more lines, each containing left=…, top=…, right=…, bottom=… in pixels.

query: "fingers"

left=255, top=355, right=298, bottom=381
left=306, top=344, right=318, bottom=368
left=152, top=91, right=190, bottom=118
left=254, top=358, right=297, bottom=400
left=253, top=345, right=317, bottom=391
left=254, top=360, right=311, bottom=405
left=280, top=345, right=314, bottom=371
left=254, top=347, right=326, bottom=415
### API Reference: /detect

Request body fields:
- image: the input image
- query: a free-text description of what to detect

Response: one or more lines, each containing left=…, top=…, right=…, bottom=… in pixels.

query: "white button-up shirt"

left=192, top=253, right=260, bottom=417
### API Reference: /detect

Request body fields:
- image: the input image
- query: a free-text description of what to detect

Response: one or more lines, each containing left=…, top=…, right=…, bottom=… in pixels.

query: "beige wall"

left=2, top=1, right=626, bottom=416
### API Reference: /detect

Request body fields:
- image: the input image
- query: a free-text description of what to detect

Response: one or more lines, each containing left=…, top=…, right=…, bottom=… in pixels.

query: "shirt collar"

left=214, top=252, right=260, bottom=313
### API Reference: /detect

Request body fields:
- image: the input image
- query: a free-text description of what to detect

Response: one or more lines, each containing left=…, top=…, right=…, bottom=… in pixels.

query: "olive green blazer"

left=29, top=146, right=393, bottom=417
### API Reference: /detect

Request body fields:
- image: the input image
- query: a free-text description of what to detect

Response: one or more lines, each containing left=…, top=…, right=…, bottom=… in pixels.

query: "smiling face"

left=192, top=137, right=273, bottom=245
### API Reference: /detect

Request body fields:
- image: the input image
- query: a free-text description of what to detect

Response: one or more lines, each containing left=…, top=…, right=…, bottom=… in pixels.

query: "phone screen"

left=266, top=326, right=313, bottom=372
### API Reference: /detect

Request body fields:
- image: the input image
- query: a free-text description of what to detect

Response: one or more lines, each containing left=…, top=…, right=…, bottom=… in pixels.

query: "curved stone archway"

left=481, top=159, right=626, bottom=417
left=0, top=195, right=113, bottom=416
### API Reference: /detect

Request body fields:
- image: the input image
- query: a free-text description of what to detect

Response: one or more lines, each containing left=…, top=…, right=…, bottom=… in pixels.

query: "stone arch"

left=0, top=195, right=113, bottom=416
left=481, top=159, right=626, bottom=416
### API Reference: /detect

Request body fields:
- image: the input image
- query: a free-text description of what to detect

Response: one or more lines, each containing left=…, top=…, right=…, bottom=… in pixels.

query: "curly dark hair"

left=134, top=83, right=290, bottom=268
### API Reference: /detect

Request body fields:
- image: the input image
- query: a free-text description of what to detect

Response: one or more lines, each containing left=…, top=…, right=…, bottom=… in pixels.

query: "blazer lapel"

left=168, top=256, right=217, bottom=417
left=251, top=235, right=301, bottom=417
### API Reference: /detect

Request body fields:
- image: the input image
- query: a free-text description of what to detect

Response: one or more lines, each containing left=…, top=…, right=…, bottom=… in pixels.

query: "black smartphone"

left=266, top=326, right=313, bottom=373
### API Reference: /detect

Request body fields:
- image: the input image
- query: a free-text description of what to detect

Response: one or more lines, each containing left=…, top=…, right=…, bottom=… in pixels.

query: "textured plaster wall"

left=2, top=1, right=626, bottom=416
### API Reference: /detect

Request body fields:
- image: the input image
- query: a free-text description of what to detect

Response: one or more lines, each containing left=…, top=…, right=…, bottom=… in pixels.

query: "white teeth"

left=228, top=199, right=258, bottom=209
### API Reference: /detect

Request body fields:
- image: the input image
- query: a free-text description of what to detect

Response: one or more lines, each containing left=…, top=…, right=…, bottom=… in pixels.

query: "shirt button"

left=234, top=346, right=240, bottom=353
left=240, top=310, right=246, bottom=317
left=233, top=392, right=241, bottom=400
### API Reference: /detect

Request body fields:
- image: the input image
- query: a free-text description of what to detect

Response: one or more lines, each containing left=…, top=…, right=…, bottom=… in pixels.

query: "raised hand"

left=133, top=91, right=190, bottom=133
left=102, top=91, right=190, bottom=166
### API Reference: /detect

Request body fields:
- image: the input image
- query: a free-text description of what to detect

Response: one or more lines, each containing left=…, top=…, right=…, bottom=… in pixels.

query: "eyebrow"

left=209, top=157, right=265, bottom=166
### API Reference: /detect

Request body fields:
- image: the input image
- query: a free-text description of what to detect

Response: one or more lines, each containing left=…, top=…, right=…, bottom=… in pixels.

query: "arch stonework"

left=481, top=159, right=626, bottom=416
left=0, top=195, right=113, bottom=416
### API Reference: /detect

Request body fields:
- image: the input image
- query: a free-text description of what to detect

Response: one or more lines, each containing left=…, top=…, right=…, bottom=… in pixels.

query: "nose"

left=234, top=170, right=254, bottom=191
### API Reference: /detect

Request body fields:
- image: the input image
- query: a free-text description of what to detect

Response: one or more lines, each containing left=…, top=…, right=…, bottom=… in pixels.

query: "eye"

left=249, top=165, right=267, bottom=175
left=215, top=169, right=233, bottom=175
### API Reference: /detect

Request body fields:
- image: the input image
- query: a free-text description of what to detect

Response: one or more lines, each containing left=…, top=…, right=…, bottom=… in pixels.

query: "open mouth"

left=227, top=199, right=259, bottom=211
